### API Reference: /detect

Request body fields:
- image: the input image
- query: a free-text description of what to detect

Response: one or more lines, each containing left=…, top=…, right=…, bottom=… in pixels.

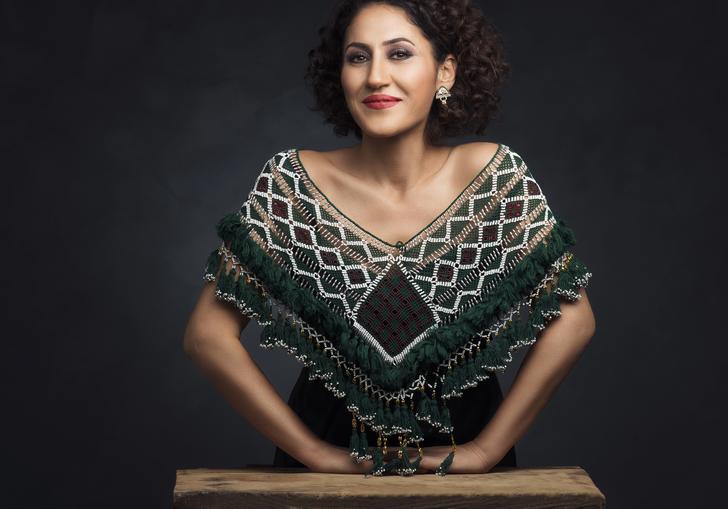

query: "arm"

left=183, top=281, right=374, bottom=473
left=415, top=287, right=596, bottom=473
left=471, top=287, right=596, bottom=469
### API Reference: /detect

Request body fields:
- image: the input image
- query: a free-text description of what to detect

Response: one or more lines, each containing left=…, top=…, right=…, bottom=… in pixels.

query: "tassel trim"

left=205, top=211, right=585, bottom=391
left=202, top=211, right=593, bottom=476
left=439, top=251, right=592, bottom=400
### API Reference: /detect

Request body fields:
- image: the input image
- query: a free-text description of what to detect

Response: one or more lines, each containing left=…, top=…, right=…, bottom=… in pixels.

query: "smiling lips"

left=362, top=94, right=402, bottom=109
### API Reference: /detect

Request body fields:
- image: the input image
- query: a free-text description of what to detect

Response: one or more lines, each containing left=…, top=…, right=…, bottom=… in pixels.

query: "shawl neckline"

left=290, top=143, right=507, bottom=253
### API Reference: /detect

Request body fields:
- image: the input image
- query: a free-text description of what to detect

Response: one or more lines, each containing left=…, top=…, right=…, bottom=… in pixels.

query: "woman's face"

left=340, top=4, right=455, bottom=140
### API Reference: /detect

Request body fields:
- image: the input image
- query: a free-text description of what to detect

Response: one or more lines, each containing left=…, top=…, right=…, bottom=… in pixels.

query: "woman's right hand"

left=305, top=443, right=375, bottom=474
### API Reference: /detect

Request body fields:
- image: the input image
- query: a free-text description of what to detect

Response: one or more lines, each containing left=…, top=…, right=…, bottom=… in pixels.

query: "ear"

left=437, top=54, right=457, bottom=90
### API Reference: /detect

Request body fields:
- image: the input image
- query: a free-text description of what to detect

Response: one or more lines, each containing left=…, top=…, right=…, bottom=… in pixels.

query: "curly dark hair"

left=304, top=0, right=510, bottom=145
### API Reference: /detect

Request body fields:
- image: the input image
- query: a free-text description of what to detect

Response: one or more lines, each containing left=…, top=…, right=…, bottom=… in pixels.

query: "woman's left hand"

left=401, top=441, right=494, bottom=474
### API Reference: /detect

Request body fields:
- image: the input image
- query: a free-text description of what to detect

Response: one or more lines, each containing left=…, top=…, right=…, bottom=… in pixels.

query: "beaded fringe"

left=203, top=211, right=592, bottom=476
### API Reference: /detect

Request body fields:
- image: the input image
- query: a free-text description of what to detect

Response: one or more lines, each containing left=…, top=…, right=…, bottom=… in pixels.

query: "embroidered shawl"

left=202, top=144, right=592, bottom=476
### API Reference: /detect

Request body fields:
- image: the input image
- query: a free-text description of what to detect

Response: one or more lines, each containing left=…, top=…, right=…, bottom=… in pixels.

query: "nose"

left=366, top=50, right=389, bottom=89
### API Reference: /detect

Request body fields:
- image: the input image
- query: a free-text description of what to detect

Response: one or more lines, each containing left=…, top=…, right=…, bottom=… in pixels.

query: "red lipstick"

left=362, top=94, right=402, bottom=109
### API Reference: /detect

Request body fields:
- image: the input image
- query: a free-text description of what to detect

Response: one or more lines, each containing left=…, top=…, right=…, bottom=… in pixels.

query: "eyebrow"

left=344, top=37, right=416, bottom=51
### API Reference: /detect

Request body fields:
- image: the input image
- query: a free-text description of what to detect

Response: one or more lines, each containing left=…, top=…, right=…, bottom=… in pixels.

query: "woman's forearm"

left=472, top=287, right=596, bottom=467
left=184, top=331, right=323, bottom=467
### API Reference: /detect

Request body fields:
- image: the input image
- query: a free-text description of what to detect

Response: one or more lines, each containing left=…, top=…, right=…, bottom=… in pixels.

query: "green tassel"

left=382, top=455, right=401, bottom=474
left=217, top=267, right=232, bottom=295
left=406, top=409, right=423, bottom=441
left=282, top=319, right=303, bottom=351
left=215, top=212, right=247, bottom=240
left=435, top=432, right=457, bottom=476
left=333, top=365, right=346, bottom=392
left=401, top=402, right=412, bottom=435
left=401, top=400, right=421, bottom=441
left=395, top=443, right=409, bottom=475
left=296, top=331, right=315, bottom=358
left=349, top=416, right=360, bottom=461
left=451, top=364, right=464, bottom=395
left=428, top=396, right=441, bottom=424
left=396, top=442, right=420, bottom=476
left=373, top=398, right=385, bottom=432
left=408, top=451, right=422, bottom=472
left=232, top=273, right=271, bottom=319
left=383, top=401, right=394, bottom=434
left=532, top=301, right=549, bottom=330
left=355, top=340, right=373, bottom=371
left=465, top=357, right=477, bottom=383
left=349, top=431, right=360, bottom=460
left=441, top=371, right=452, bottom=396
left=439, top=403, right=453, bottom=432
left=259, top=322, right=276, bottom=348
left=345, top=387, right=358, bottom=410
left=416, top=392, right=431, bottom=421
left=233, top=275, right=246, bottom=301
left=434, top=450, right=455, bottom=476
left=406, top=406, right=418, bottom=437
left=358, top=431, right=372, bottom=460
left=542, top=290, right=560, bottom=312
left=430, top=399, right=453, bottom=434
left=368, top=446, right=385, bottom=476
left=319, top=355, right=333, bottom=379
left=392, top=400, right=403, bottom=434
left=556, top=269, right=575, bottom=291
left=357, top=421, right=372, bottom=461
left=203, top=248, right=222, bottom=278
left=361, top=391, right=376, bottom=421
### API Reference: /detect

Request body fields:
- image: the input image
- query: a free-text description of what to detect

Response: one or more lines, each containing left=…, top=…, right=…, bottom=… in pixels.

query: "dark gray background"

left=3, top=0, right=726, bottom=507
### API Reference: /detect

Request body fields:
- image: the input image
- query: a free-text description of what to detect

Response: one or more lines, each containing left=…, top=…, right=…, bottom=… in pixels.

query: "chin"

left=361, top=127, right=406, bottom=139
left=357, top=119, right=410, bottom=138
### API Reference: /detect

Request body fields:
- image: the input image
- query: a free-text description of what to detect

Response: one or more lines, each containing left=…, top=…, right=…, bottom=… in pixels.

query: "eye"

left=345, top=48, right=412, bottom=63
left=347, top=52, right=367, bottom=63
left=390, top=48, right=411, bottom=59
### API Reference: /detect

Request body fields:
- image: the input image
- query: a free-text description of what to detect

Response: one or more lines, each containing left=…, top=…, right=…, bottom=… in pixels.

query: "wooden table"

left=173, top=466, right=605, bottom=508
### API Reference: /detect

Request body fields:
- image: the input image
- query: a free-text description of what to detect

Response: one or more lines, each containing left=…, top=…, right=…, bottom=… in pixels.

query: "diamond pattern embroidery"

left=353, top=262, right=437, bottom=360
left=240, top=146, right=556, bottom=365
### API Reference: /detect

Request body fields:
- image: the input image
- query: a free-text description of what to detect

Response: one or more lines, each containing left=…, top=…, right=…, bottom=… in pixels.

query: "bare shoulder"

left=296, top=147, right=352, bottom=182
left=295, top=148, right=322, bottom=169
left=450, top=142, right=501, bottom=183
left=295, top=149, right=325, bottom=184
left=454, top=141, right=501, bottom=168
left=295, top=148, right=335, bottom=170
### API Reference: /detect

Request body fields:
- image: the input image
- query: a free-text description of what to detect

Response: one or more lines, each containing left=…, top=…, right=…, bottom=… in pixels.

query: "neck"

left=348, top=131, right=453, bottom=197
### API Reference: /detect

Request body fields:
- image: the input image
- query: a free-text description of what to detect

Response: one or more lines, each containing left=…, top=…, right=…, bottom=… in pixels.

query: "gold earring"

left=435, top=86, right=451, bottom=106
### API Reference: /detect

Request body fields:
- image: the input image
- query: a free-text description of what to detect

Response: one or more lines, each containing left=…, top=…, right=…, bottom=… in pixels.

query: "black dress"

left=273, top=365, right=517, bottom=469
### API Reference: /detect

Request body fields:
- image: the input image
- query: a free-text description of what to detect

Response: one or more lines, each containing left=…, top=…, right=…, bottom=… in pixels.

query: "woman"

left=183, top=0, right=595, bottom=476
